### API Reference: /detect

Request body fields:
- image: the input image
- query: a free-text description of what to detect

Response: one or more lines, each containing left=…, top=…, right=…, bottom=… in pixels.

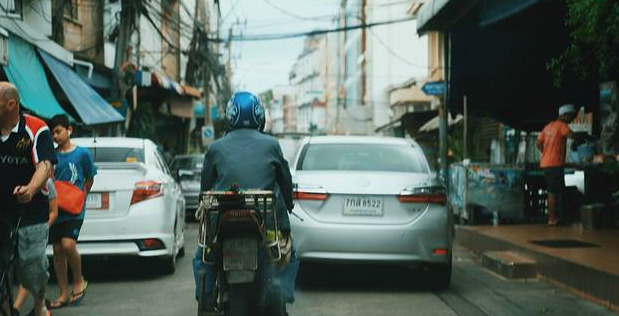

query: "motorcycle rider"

left=192, top=91, right=298, bottom=311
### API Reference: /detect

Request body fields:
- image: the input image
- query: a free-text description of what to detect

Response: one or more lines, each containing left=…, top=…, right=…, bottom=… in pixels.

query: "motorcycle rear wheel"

left=226, top=284, right=250, bottom=316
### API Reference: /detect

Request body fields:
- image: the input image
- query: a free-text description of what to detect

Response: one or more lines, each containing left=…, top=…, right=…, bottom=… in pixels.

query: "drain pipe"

left=73, top=58, right=94, bottom=78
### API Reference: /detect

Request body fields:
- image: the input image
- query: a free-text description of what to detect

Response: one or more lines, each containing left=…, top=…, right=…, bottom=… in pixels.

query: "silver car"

left=290, top=136, right=453, bottom=288
left=170, top=154, right=204, bottom=216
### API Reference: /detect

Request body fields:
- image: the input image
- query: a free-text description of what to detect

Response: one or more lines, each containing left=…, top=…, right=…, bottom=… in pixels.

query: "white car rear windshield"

left=298, top=144, right=428, bottom=173
left=87, top=147, right=145, bottom=163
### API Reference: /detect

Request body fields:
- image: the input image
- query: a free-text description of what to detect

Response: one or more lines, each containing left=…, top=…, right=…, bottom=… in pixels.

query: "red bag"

left=54, top=180, right=85, bottom=215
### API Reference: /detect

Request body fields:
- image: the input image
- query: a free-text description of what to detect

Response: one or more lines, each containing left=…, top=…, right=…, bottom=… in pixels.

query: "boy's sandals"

left=69, top=280, right=89, bottom=306
left=46, top=298, right=70, bottom=309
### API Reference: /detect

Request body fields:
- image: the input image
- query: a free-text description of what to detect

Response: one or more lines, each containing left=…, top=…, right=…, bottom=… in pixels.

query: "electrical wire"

left=211, top=16, right=416, bottom=42
left=221, top=0, right=241, bottom=23
left=140, top=0, right=196, bottom=42
left=142, top=1, right=195, bottom=40
left=261, top=0, right=332, bottom=21
left=367, top=28, right=430, bottom=69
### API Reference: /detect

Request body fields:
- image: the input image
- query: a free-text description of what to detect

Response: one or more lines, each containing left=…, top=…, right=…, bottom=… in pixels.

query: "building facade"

left=290, top=34, right=328, bottom=134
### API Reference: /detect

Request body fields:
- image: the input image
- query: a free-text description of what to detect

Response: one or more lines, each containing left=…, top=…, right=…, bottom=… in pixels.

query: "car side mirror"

left=177, top=169, right=193, bottom=179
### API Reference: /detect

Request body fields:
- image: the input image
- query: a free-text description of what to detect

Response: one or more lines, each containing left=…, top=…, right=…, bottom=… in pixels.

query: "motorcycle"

left=196, top=186, right=289, bottom=316
left=0, top=218, right=19, bottom=316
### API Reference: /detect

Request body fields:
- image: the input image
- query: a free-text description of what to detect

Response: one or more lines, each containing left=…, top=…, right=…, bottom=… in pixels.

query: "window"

left=5, top=0, right=22, bottom=17
left=63, top=0, right=78, bottom=21
left=155, top=150, right=172, bottom=175
left=87, top=147, right=145, bottom=163
left=170, top=156, right=204, bottom=171
left=298, top=144, right=428, bottom=173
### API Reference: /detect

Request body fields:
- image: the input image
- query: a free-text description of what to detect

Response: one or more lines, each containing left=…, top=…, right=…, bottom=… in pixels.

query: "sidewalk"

left=456, top=224, right=619, bottom=313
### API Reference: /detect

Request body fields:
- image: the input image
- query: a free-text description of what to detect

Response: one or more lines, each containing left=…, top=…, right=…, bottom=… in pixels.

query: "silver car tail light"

left=398, top=186, right=446, bottom=205
left=293, top=186, right=328, bottom=201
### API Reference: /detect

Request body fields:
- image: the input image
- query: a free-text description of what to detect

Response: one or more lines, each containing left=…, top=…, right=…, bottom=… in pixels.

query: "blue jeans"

left=192, top=244, right=299, bottom=303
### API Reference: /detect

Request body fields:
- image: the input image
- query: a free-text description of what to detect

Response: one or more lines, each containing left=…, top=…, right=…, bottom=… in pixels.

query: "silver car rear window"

left=171, top=156, right=204, bottom=170
left=87, top=147, right=145, bottom=163
left=298, top=144, right=428, bottom=173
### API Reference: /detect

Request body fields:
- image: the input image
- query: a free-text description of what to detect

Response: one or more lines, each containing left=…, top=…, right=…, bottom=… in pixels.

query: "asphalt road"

left=23, top=222, right=615, bottom=316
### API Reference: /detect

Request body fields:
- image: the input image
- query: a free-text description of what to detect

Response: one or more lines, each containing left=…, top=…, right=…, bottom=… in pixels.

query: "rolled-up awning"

left=3, top=35, right=73, bottom=120
left=39, top=50, right=124, bottom=125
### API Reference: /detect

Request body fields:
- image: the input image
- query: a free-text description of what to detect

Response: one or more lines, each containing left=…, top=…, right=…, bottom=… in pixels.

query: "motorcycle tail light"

left=131, top=180, right=163, bottom=205
left=432, top=248, right=449, bottom=255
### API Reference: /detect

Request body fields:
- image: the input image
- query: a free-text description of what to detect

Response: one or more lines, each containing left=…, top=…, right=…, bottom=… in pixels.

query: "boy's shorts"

left=49, top=219, right=83, bottom=243
left=17, top=223, right=49, bottom=296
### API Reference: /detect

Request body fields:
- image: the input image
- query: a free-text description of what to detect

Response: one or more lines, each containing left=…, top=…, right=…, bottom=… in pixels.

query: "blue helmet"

left=225, top=91, right=265, bottom=131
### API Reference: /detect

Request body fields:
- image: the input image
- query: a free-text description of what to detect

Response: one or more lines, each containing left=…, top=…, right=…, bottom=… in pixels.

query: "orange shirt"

left=538, top=120, right=571, bottom=168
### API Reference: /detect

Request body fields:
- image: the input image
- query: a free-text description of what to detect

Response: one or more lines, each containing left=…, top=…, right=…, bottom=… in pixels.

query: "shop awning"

left=75, top=65, right=113, bottom=91
left=134, top=70, right=199, bottom=98
left=417, top=0, right=543, bottom=34
left=3, top=36, right=72, bottom=120
left=39, top=50, right=124, bottom=125
left=419, top=113, right=463, bottom=132
left=182, top=85, right=201, bottom=99
left=416, top=0, right=597, bottom=131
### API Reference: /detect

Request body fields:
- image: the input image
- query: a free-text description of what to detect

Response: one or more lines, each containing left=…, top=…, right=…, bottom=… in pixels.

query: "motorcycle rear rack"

left=197, top=190, right=282, bottom=264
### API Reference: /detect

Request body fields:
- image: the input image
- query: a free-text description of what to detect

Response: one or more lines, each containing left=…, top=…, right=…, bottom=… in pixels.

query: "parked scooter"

left=196, top=185, right=289, bottom=316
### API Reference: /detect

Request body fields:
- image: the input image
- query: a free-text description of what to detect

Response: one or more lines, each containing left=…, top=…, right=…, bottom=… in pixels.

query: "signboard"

left=421, top=81, right=446, bottom=96
left=210, top=104, right=220, bottom=121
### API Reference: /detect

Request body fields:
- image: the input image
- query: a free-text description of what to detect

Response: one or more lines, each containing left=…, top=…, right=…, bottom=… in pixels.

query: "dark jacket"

left=200, top=129, right=294, bottom=230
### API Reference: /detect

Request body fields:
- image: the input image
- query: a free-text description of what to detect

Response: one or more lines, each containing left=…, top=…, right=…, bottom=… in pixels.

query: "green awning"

left=3, top=35, right=72, bottom=120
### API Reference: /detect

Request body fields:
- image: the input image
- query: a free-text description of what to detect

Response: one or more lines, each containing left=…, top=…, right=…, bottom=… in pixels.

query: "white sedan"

left=47, top=137, right=186, bottom=274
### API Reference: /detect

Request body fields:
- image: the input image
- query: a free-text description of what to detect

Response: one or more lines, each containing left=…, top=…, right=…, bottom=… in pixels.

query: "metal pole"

left=439, top=95, right=448, bottom=183
left=463, top=95, right=468, bottom=160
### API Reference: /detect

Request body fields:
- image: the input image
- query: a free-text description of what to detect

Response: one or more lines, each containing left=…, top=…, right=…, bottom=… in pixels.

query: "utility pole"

left=113, top=0, right=138, bottom=101
left=202, top=1, right=211, bottom=124
left=227, top=27, right=232, bottom=81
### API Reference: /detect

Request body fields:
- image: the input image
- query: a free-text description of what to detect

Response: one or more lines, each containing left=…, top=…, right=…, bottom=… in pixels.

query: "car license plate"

left=343, top=196, right=384, bottom=216
left=223, top=238, right=257, bottom=271
left=86, top=193, right=109, bottom=210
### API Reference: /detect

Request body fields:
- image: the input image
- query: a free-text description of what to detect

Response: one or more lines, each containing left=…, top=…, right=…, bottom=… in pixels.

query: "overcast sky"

left=217, top=0, right=424, bottom=95
left=217, top=0, right=343, bottom=94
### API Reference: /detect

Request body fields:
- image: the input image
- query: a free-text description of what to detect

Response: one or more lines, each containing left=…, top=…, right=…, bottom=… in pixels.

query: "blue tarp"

left=39, top=50, right=124, bottom=125
left=3, top=36, right=72, bottom=119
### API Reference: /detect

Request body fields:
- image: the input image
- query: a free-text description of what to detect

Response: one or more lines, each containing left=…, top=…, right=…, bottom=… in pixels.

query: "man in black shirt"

left=0, top=82, right=56, bottom=316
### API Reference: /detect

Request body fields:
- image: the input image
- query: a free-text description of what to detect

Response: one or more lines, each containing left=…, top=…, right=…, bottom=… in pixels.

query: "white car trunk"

left=86, top=163, right=147, bottom=219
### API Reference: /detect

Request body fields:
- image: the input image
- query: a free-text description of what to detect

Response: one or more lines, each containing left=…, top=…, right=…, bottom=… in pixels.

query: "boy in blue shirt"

left=47, top=114, right=96, bottom=308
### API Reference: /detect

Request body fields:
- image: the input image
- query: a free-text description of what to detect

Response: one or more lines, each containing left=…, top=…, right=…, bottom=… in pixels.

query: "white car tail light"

left=131, top=180, right=163, bottom=205
left=398, top=186, right=446, bottom=205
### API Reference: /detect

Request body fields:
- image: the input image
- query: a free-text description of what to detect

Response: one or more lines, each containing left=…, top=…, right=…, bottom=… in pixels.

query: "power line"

left=367, top=28, right=429, bottom=69
left=138, top=2, right=181, bottom=53
left=210, top=16, right=416, bottom=42
left=261, top=0, right=331, bottom=21
left=222, top=0, right=241, bottom=23
left=142, top=0, right=195, bottom=40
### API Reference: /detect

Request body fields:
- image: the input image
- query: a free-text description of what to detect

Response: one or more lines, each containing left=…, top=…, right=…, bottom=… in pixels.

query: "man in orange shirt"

left=537, top=104, right=577, bottom=226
